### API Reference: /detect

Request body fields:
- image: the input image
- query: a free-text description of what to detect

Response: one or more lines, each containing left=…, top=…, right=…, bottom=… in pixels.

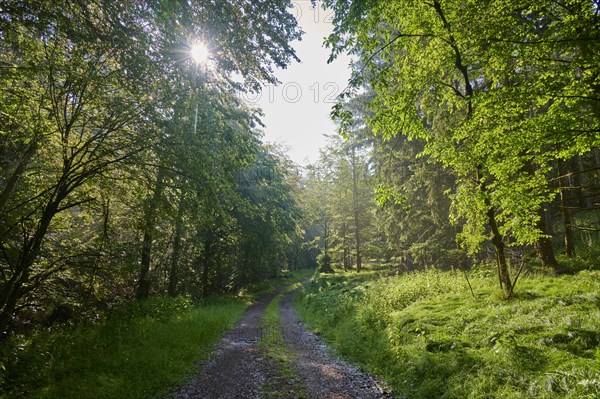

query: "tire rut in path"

left=279, top=289, right=395, bottom=399
left=167, top=284, right=394, bottom=399
left=167, top=289, right=294, bottom=399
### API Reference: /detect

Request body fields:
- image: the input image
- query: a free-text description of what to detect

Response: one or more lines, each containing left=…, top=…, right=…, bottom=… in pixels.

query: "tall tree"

left=324, top=0, right=600, bottom=296
left=0, top=0, right=303, bottom=336
left=0, top=1, right=163, bottom=333
left=300, top=135, right=374, bottom=272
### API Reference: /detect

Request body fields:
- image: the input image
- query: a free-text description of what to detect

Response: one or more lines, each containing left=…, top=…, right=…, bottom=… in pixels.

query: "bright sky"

left=248, top=0, right=352, bottom=166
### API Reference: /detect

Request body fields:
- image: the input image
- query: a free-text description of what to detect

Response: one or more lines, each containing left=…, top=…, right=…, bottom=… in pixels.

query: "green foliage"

left=0, top=270, right=313, bottom=398
left=300, top=134, right=375, bottom=271
left=370, top=132, right=460, bottom=267
left=0, top=0, right=305, bottom=337
left=239, top=269, right=314, bottom=300
left=295, top=268, right=600, bottom=398
left=374, top=184, right=407, bottom=209
left=0, top=296, right=247, bottom=399
left=317, top=252, right=334, bottom=273
left=233, top=147, right=305, bottom=287
left=322, top=0, right=600, bottom=277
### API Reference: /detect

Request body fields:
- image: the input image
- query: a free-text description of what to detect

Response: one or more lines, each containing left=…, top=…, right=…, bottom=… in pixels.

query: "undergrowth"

left=1, top=296, right=246, bottom=399
left=294, top=267, right=600, bottom=398
left=0, top=269, right=312, bottom=399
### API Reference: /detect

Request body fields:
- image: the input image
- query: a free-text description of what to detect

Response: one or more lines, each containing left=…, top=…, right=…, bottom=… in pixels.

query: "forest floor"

left=166, top=282, right=393, bottom=399
left=294, top=268, right=600, bottom=398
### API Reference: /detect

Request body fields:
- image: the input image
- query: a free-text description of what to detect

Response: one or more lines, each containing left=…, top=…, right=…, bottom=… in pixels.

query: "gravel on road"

left=167, top=283, right=395, bottom=399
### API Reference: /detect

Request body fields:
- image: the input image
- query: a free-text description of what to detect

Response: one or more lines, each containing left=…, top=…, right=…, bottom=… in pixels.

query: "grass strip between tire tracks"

left=259, top=279, right=308, bottom=399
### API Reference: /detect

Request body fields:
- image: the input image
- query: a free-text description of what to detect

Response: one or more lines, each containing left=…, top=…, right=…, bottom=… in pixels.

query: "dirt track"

left=279, top=289, right=394, bottom=399
left=167, top=284, right=393, bottom=399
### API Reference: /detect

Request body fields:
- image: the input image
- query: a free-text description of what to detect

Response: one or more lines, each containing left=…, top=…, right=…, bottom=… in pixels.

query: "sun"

left=190, top=42, right=210, bottom=64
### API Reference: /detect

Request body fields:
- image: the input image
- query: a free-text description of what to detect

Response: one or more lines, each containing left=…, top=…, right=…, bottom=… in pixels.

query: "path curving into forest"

left=167, top=283, right=393, bottom=399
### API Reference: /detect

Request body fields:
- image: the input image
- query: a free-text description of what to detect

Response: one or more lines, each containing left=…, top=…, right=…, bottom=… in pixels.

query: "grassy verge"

left=1, top=269, right=313, bottom=399
left=294, top=268, right=600, bottom=398
left=1, top=296, right=246, bottom=399
left=259, top=279, right=308, bottom=398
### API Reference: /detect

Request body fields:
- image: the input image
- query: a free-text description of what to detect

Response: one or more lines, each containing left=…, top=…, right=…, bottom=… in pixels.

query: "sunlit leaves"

left=0, top=0, right=306, bottom=334
left=325, top=0, right=600, bottom=254
left=374, top=184, right=407, bottom=209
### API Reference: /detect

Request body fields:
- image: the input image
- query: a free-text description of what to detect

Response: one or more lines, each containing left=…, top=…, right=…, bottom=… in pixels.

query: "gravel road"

left=167, top=283, right=394, bottom=399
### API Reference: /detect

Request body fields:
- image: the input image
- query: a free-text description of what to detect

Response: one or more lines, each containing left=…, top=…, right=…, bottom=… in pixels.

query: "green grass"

left=1, top=269, right=314, bottom=399
left=240, top=269, right=316, bottom=299
left=258, top=279, right=308, bottom=398
left=1, top=296, right=246, bottom=399
left=294, top=267, right=600, bottom=399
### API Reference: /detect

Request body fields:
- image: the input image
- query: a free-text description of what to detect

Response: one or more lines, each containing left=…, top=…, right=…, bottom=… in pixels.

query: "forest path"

left=167, top=282, right=393, bottom=399
left=279, top=288, right=393, bottom=399
left=167, top=287, right=293, bottom=399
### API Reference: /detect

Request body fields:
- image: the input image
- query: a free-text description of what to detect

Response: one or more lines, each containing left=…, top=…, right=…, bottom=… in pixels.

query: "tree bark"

left=535, top=209, right=559, bottom=268
left=341, top=221, right=349, bottom=271
left=486, top=206, right=512, bottom=297
left=477, top=167, right=513, bottom=297
left=433, top=0, right=513, bottom=295
left=557, top=160, right=576, bottom=258
left=136, top=169, right=165, bottom=300
left=168, top=197, right=185, bottom=297
left=351, top=145, right=362, bottom=272
left=522, top=162, right=558, bottom=268
left=576, top=155, right=594, bottom=210
left=0, top=191, right=63, bottom=337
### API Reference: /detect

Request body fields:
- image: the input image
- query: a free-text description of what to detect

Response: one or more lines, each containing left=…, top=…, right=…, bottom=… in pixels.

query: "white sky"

left=249, top=0, right=352, bottom=166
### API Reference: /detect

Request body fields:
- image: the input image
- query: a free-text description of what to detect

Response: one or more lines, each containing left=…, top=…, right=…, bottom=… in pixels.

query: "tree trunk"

left=87, top=198, right=110, bottom=301
left=477, top=167, right=513, bottom=298
left=341, top=221, right=349, bottom=271
left=136, top=169, right=165, bottom=300
left=0, top=285, right=22, bottom=341
left=168, top=197, right=185, bottom=297
left=487, top=206, right=512, bottom=297
left=570, top=157, right=587, bottom=209
left=535, top=207, right=559, bottom=268
left=351, top=145, right=362, bottom=272
left=557, top=160, right=576, bottom=258
left=0, top=193, right=62, bottom=337
left=522, top=162, right=559, bottom=269
left=322, top=219, right=330, bottom=253
left=343, top=247, right=349, bottom=272
left=577, top=155, right=594, bottom=209
left=0, top=145, right=36, bottom=214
